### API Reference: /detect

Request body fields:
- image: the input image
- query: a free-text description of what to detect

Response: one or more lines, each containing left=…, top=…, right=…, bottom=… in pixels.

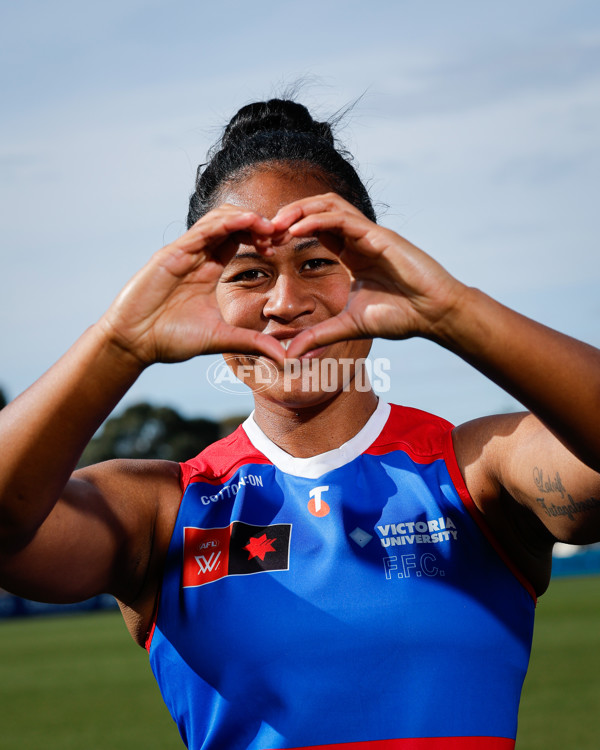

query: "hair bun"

left=187, top=96, right=376, bottom=227
left=221, top=99, right=334, bottom=149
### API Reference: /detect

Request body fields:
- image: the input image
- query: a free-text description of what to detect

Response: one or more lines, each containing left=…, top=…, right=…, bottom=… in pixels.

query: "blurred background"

left=1, top=0, right=599, bottom=747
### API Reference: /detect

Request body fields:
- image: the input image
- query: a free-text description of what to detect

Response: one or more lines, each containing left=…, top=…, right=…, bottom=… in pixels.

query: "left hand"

left=270, top=193, right=468, bottom=358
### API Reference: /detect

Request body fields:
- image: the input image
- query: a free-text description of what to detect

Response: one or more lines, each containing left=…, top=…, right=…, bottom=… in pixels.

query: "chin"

left=254, top=386, right=345, bottom=412
left=252, top=363, right=371, bottom=410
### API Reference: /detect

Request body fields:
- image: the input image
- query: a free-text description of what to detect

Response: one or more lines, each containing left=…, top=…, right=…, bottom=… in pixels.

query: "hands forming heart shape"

left=99, top=190, right=465, bottom=371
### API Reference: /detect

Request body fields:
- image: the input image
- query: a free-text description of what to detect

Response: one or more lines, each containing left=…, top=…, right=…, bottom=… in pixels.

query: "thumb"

left=285, top=313, right=363, bottom=359
left=216, top=326, right=286, bottom=365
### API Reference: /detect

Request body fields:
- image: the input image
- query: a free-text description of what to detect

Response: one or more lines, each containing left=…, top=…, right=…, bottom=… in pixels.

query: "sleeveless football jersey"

left=146, top=401, right=536, bottom=750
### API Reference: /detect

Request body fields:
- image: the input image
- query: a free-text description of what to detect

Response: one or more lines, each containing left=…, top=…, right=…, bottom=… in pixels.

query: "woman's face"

left=215, top=167, right=372, bottom=407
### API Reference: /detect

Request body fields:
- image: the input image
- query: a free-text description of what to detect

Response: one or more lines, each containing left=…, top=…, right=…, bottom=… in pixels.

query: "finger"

left=178, top=209, right=274, bottom=253
left=310, top=231, right=345, bottom=256
left=270, top=205, right=305, bottom=233
left=288, top=213, right=386, bottom=268
left=271, top=193, right=361, bottom=232
left=287, top=210, right=371, bottom=243
left=192, top=204, right=276, bottom=234
left=285, top=312, right=364, bottom=359
left=211, top=230, right=276, bottom=267
left=216, top=327, right=286, bottom=365
left=181, top=214, right=272, bottom=251
left=250, top=235, right=276, bottom=256
left=269, top=228, right=295, bottom=246
left=156, top=214, right=276, bottom=279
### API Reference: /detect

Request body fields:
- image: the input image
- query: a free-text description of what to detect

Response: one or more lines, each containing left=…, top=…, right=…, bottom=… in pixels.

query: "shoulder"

left=450, top=410, right=546, bottom=522
left=74, top=458, right=183, bottom=635
left=73, top=457, right=183, bottom=563
left=451, top=410, right=555, bottom=498
left=452, top=412, right=555, bottom=595
left=74, top=457, right=182, bottom=503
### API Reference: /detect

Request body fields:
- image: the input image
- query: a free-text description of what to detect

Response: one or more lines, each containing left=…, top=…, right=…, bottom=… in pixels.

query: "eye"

left=230, top=268, right=268, bottom=283
left=301, top=258, right=338, bottom=272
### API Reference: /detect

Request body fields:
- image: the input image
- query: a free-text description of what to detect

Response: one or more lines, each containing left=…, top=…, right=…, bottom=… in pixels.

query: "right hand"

left=269, top=193, right=467, bottom=358
left=98, top=205, right=286, bottom=367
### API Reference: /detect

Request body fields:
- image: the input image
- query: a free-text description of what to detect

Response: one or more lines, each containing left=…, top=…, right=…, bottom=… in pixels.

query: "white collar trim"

left=242, top=400, right=391, bottom=479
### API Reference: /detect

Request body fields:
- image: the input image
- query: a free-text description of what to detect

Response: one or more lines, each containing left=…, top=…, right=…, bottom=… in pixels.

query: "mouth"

left=267, top=331, right=332, bottom=359
left=267, top=331, right=299, bottom=352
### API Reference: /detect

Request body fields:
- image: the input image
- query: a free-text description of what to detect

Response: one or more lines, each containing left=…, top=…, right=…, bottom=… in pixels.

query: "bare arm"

left=0, top=206, right=284, bottom=611
left=274, top=193, right=600, bottom=473
left=0, top=458, right=180, bottom=605
left=437, top=290, right=600, bottom=589
left=435, top=288, right=600, bottom=473
left=0, top=328, right=144, bottom=553
left=453, top=412, right=600, bottom=594
left=271, top=194, right=600, bottom=575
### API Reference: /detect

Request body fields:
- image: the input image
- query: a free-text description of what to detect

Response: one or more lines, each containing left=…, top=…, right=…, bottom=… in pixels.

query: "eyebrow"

left=294, top=238, right=320, bottom=251
left=232, top=238, right=321, bottom=260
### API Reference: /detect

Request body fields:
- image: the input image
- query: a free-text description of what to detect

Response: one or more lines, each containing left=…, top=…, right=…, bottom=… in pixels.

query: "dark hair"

left=186, top=99, right=376, bottom=228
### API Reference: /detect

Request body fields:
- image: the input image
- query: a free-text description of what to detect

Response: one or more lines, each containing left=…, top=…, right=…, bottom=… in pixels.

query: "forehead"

left=218, top=166, right=331, bottom=218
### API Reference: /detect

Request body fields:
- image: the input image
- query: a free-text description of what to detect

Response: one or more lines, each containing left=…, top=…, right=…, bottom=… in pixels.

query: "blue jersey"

left=147, top=402, right=535, bottom=750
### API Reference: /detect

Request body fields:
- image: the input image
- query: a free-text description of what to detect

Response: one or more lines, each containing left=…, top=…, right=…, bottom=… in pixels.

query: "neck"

left=252, top=387, right=379, bottom=458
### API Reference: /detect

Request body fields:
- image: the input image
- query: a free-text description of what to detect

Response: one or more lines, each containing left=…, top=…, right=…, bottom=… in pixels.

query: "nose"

left=263, top=274, right=315, bottom=322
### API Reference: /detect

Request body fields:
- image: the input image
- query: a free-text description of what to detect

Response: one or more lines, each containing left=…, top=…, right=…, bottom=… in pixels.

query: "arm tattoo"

left=533, top=467, right=566, bottom=497
left=534, top=467, right=600, bottom=522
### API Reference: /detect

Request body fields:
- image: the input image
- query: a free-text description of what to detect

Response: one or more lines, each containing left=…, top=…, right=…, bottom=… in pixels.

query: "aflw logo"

left=195, top=551, right=221, bottom=574
left=183, top=522, right=292, bottom=588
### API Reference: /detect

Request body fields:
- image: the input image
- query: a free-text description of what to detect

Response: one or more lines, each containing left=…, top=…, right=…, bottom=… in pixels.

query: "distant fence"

left=0, top=593, right=118, bottom=620
left=551, top=547, right=600, bottom=578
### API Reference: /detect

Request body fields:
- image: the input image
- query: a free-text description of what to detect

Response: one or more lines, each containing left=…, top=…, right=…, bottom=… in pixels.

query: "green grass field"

left=0, top=608, right=182, bottom=750
left=517, top=576, right=600, bottom=749
left=0, top=576, right=599, bottom=749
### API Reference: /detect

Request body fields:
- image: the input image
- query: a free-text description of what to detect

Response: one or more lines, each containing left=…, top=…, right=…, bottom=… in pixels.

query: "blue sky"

left=1, top=0, right=599, bottom=425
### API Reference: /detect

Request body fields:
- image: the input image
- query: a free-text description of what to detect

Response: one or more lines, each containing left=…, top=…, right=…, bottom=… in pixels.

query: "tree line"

left=0, top=387, right=246, bottom=465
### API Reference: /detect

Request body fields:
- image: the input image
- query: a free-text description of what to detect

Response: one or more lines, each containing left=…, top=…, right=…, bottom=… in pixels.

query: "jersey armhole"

left=145, top=463, right=189, bottom=653
left=179, top=460, right=193, bottom=491
left=144, top=591, right=159, bottom=652
left=442, top=429, right=537, bottom=605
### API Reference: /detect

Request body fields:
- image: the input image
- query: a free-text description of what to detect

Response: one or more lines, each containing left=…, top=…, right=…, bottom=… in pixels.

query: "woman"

left=1, top=99, right=599, bottom=749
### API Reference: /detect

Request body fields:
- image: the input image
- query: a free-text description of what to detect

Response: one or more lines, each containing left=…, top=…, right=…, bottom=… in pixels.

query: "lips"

left=295, top=344, right=329, bottom=359
left=268, top=331, right=330, bottom=358
left=275, top=336, right=322, bottom=357
left=267, top=331, right=300, bottom=351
